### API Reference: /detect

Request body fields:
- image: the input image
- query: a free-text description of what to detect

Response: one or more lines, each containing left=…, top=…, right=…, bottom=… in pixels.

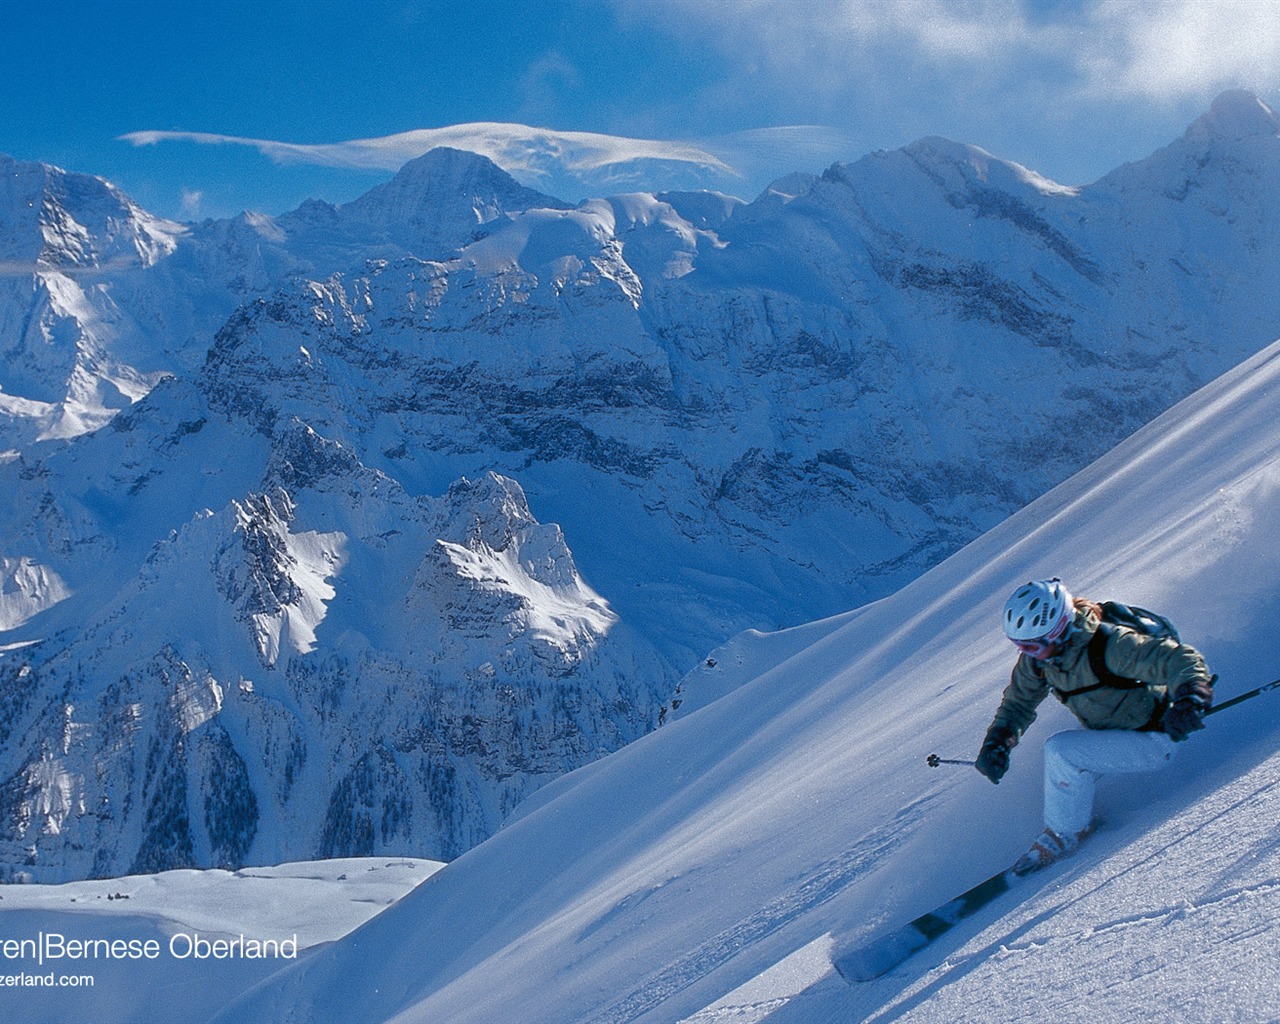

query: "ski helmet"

left=1003, top=579, right=1073, bottom=643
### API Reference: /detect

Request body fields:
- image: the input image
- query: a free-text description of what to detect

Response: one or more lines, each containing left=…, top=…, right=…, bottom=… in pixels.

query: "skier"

left=975, top=579, right=1214, bottom=874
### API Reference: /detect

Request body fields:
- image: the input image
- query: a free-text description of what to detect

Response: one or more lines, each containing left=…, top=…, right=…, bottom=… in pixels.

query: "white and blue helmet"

left=1003, top=579, right=1073, bottom=642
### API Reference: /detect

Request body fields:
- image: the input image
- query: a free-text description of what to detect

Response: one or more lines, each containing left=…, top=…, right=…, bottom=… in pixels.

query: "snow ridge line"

left=581, top=796, right=935, bottom=1024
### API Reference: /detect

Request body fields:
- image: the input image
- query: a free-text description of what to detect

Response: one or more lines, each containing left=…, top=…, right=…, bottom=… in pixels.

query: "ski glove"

left=1164, top=677, right=1214, bottom=742
left=975, top=725, right=1016, bottom=784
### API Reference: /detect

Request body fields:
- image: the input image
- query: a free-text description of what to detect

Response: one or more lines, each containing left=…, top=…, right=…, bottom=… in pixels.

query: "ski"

left=833, top=864, right=1028, bottom=982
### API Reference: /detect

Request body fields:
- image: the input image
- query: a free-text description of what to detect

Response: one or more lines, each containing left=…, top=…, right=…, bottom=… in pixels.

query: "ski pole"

left=926, top=754, right=976, bottom=768
left=1206, top=675, right=1280, bottom=717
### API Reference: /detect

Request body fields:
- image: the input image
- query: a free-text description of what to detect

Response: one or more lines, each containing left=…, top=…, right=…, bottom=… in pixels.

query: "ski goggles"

left=1009, top=615, right=1073, bottom=661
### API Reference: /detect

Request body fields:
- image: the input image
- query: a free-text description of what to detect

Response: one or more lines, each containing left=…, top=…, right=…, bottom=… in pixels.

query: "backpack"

left=1052, top=601, right=1180, bottom=702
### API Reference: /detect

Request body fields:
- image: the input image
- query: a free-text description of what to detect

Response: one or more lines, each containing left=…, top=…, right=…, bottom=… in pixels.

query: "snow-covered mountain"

left=5, top=91, right=1280, bottom=882
left=0, top=154, right=186, bottom=444
left=0, top=425, right=664, bottom=879
left=218, top=326, right=1280, bottom=1024
left=0, top=147, right=566, bottom=450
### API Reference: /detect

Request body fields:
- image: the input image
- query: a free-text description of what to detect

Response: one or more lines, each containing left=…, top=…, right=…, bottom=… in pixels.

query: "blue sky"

left=4, top=0, right=1280, bottom=220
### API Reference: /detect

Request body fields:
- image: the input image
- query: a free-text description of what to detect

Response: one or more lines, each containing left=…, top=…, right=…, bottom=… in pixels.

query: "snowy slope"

left=218, top=336, right=1280, bottom=1024
left=0, top=856, right=440, bottom=1024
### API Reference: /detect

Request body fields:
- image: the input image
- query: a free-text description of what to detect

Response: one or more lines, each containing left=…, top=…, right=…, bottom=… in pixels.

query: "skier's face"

left=1010, top=614, right=1073, bottom=661
left=1011, top=635, right=1065, bottom=660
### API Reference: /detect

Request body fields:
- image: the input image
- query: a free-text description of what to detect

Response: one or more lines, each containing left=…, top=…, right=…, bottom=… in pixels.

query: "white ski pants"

left=1042, top=729, right=1178, bottom=836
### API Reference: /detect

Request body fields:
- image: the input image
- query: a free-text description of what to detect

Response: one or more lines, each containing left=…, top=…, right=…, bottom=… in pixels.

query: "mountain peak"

left=340, top=147, right=568, bottom=226
left=1191, top=90, right=1280, bottom=142
left=397, top=146, right=521, bottom=184
left=1097, top=90, right=1280, bottom=197
left=0, top=153, right=183, bottom=269
left=269, top=146, right=573, bottom=260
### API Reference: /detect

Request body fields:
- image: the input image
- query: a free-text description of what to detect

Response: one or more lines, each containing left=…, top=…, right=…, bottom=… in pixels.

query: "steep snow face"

left=218, top=335, right=1280, bottom=1024
left=0, top=155, right=195, bottom=445
left=0, top=154, right=189, bottom=442
left=419, top=474, right=619, bottom=669
left=0, top=556, right=70, bottom=631
left=0, top=154, right=183, bottom=272
left=210, top=489, right=346, bottom=668
left=1080, top=91, right=1280, bottom=383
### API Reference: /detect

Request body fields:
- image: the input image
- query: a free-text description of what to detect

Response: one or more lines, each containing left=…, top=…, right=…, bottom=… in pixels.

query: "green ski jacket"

left=990, top=603, right=1212, bottom=741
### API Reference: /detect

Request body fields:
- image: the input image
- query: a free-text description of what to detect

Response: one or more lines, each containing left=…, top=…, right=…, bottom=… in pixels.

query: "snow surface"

left=209, top=337, right=1280, bottom=1024
left=0, top=856, right=440, bottom=1024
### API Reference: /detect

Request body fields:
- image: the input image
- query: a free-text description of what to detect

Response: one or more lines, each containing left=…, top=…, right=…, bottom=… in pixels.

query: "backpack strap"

left=1052, top=623, right=1148, bottom=702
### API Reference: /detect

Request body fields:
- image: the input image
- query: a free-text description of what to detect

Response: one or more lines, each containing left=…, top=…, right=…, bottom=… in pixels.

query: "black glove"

left=1165, top=677, right=1214, bottom=742
left=975, top=725, right=1016, bottom=784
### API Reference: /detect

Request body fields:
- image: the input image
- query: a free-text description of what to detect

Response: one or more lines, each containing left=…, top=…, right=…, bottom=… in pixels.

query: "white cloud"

left=829, top=0, right=1035, bottom=60
left=118, top=122, right=872, bottom=203
left=519, top=50, right=585, bottom=120
left=635, top=0, right=1280, bottom=103
left=1085, top=0, right=1280, bottom=100
left=120, top=124, right=736, bottom=181
left=180, top=188, right=204, bottom=219
left=625, top=0, right=1039, bottom=78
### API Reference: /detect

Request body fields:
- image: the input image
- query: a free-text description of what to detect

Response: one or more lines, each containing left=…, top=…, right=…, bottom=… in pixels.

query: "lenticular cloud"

left=120, top=124, right=734, bottom=178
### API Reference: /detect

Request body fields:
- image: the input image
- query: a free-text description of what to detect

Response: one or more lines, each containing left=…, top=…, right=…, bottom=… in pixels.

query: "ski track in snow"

left=584, top=796, right=936, bottom=1024
left=958, top=877, right=1280, bottom=966
left=629, top=342, right=1280, bottom=1024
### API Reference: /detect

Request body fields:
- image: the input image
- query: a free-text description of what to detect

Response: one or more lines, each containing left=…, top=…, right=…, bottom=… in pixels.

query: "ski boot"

left=1012, top=825, right=1090, bottom=876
